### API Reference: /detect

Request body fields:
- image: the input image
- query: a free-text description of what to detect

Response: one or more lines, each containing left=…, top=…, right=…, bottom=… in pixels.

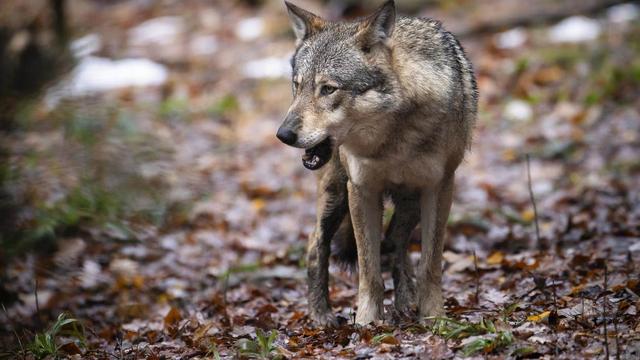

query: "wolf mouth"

left=302, top=137, right=332, bottom=170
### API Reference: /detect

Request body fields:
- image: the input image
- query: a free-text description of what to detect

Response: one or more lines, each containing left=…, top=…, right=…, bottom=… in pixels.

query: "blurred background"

left=1, top=0, right=639, bottom=358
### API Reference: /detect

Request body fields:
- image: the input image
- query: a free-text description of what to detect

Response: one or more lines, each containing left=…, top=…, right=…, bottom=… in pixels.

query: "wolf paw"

left=389, top=305, right=415, bottom=325
left=355, top=294, right=384, bottom=325
left=309, top=310, right=339, bottom=328
left=418, top=291, right=445, bottom=323
left=394, top=276, right=416, bottom=314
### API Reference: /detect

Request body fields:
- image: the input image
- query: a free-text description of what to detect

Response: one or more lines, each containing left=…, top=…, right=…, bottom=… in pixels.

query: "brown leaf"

left=378, top=334, right=399, bottom=345
left=487, top=251, right=505, bottom=266
left=257, top=303, right=278, bottom=315
left=59, top=342, right=82, bottom=355
left=164, top=307, right=182, bottom=329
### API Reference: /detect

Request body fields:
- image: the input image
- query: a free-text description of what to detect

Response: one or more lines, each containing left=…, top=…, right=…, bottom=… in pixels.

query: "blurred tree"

left=0, top=0, right=71, bottom=303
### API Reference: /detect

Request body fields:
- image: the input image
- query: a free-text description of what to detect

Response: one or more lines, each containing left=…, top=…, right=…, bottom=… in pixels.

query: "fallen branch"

left=452, top=0, right=628, bottom=38
left=473, top=251, right=480, bottom=305
left=603, top=264, right=609, bottom=359
left=526, top=154, right=543, bottom=249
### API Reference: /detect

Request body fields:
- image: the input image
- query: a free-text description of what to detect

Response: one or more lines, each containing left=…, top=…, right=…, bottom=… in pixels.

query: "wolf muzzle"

left=276, top=112, right=301, bottom=146
left=276, top=126, right=297, bottom=145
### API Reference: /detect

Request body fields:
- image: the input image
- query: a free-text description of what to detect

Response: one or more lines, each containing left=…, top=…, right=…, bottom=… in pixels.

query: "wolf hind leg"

left=387, top=190, right=420, bottom=320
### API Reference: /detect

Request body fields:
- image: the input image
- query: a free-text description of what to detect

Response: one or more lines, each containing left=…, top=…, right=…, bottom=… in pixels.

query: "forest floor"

left=1, top=1, right=640, bottom=359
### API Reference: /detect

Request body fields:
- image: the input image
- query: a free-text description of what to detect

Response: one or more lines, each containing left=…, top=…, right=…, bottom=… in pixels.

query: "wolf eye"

left=320, top=85, right=337, bottom=96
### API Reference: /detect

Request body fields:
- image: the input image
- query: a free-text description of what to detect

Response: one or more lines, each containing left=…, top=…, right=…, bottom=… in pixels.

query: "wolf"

left=276, top=0, right=477, bottom=326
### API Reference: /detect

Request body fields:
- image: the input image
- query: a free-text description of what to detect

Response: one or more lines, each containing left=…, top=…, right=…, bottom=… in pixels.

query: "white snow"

left=190, top=34, right=219, bottom=56
left=495, top=27, right=527, bottom=49
left=607, top=3, right=640, bottom=23
left=504, top=99, right=533, bottom=122
left=69, top=56, right=168, bottom=94
left=548, top=16, right=601, bottom=43
left=128, top=16, right=185, bottom=48
left=243, top=57, right=291, bottom=79
left=235, top=17, right=264, bottom=41
left=70, top=33, right=102, bottom=58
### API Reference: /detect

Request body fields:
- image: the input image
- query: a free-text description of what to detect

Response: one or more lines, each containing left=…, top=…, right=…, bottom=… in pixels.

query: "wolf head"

left=277, top=1, right=402, bottom=170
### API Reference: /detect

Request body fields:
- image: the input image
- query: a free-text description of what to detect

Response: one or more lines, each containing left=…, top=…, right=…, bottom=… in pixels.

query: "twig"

left=526, top=154, right=543, bottom=249
left=614, top=310, right=621, bottom=360
left=473, top=251, right=480, bottom=305
left=603, top=264, right=609, bottom=360
left=222, top=272, right=230, bottom=305
left=551, top=275, right=558, bottom=357
left=34, top=277, right=40, bottom=319
left=350, top=307, right=356, bottom=326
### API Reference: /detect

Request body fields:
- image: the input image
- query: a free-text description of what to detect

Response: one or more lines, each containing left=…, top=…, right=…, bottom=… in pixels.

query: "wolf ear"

left=285, top=1, right=326, bottom=45
left=357, top=0, right=396, bottom=50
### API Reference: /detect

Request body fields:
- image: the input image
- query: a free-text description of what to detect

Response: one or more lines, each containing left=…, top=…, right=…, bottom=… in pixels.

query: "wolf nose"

left=276, top=127, right=297, bottom=145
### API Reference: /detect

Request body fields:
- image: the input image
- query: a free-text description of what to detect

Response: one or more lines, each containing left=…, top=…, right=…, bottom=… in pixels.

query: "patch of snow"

left=484, top=288, right=510, bottom=306
left=504, top=99, right=533, bottom=122
left=165, top=278, right=188, bottom=298
left=607, top=3, right=640, bottom=23
left=533, top=180, right=553, bottom=196
left=160, top=233, right=183, bottom=250
left=193, top=230, right=224, bottom=247
left=235, top=17, right=264, bottom=41
left=529, top=335, right=552, bottom=344
left=548, top=16, right=601, bottom=43
left=109, top=258, right=139, bottom=278
left=71, top=33, right=101, bottom=58
left=122, top=319, right=148, bottom=332
left=495, top=27, right=527, bottom=49
left=190, top=34, right=218, bottom=56
left=69, top=56, right=168, bottom=94
left=243, top=57, right=291, bottom=79
left=128, top=16, right=185, bottom=48
left=81, top=259, right=102, bottom=289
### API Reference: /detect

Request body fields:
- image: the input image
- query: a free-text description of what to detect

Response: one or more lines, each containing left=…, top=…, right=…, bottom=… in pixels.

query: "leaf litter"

left=1, top=0, right=639, bottom=359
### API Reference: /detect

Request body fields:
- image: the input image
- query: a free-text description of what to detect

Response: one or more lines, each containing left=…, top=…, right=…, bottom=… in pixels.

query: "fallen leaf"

left=164, top=307, right=182, bottom=329
left=487, top=251, right=505, bottom=265
left=527, top=310, right=550, bottom=323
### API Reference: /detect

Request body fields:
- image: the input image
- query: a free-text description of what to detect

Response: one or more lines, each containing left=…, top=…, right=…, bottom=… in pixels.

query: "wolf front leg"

left=307, top=173, right=348, bottom=327
left=348, top=181, right=385, bottom=325
left=418, top=175, right=454, bottom=320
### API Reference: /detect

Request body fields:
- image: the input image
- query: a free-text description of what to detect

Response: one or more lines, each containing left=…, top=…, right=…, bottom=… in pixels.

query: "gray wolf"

left=276, top=0, right=477, bottom=326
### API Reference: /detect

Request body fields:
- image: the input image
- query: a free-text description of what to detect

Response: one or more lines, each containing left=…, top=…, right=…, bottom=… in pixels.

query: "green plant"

left=210, top=94, right=239, bottom=117
left=206, top=341, right=222, bottom=360
left=461, top=330, right=514, bottom=357
left=371, top=332, right=397, bottom=345
left=501, top=302, right=519, bottom=323
left=236, top=328, right=279, bottom=359
left=430, top=317, right=493, bottom=340
left=429, top=317, right=515, bottom=357
left=28, top=313, right=85, bottom=359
